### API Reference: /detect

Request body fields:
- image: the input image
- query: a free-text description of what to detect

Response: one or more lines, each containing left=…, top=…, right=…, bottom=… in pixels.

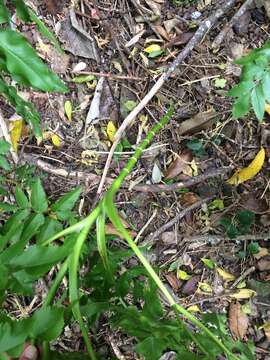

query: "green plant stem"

left=43, top=258, right=69, bottom=307
left=69, top=206, right=100, bottom=360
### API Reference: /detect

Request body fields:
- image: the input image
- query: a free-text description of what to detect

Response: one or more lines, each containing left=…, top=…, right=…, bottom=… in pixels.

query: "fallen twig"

left=142, top=197, right=214, bottom=246
left=212, top=0, right=254, bottom=48
left=133, top=167, right=231, bottom=193
left=22, top=154, right=230, bottom=193
left=77, top=71, right=145, bottom=81
left=96, top=0, right=238, bottom=196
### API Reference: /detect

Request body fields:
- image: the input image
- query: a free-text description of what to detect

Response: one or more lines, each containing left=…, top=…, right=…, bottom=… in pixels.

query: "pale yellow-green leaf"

left=51, top=134, right=61, bottom=147
left=227, top=148, right=265, bottom=185
left=144, top=44, right=161, bottom=54
left=229, top=289, right=256, bottom=299
left=265, top=103, right=270, bottom=116
left=10, top=118, right=23, bottom=153
left=217, top=267, right=235, bottom=281
left=198, top=282, right=212, bottom=293
left=64, top=100, right=73, bottom=121
left=106, top=121, right=117, bottom=142
left=177, top=270, right=192, bottom=281
left=187, top=305, right=201, bottom=313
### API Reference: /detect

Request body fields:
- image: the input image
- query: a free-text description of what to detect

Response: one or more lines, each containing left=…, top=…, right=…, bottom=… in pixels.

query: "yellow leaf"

left=51, top=134, right=61, bottom=147
left=265, top=103, right=270, bottom=115
left=227, top=148, right=265, bottom=185
left=144, top=44, right=161, bottom=54
left=106, top=121, right=117, bottom=142
left=177, top=270, right=192, bottom=281
left=187, top=305, right=201, bottom=313
left=217, top=267, right=235, bottom=281
left=64, top=100, right=72, bottom=121
left=229, top=289, right=256, bottom=299
left=10, top=119, right=23, bottom=153
left=198, top=282, right=212, bottom=293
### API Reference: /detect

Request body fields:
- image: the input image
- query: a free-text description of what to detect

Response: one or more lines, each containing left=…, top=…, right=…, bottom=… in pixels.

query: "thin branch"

left=96, top=0, right=238, bottom=196
left=142, top=197, right=214, bottom=246
left=212, top=0, right=254, bottom=48
left=77, top=71, right=145, bottom=81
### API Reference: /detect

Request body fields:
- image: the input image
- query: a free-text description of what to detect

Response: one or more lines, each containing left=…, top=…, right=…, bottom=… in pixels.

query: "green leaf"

left=0, top=323, right=27, bottom=353
left=9, top=241, right=73, bottom=269
left=20, top=213, right=45, bottom=243
left=251, top=85, right=265, bottom=121
left=0, top=2, right=10, bottom=24
left=0, top=140, right=10, bottom=154
left=0, top=202, right=17, bottom=212
left=247, top=242, right=260, bottom=255
left=0, top=29, right=67, bottom=92
left=96, top=206, right=112, bottom=280
left=148, top=49, right=164, bottom=58
left=30, top=306, right=64, bottom=341
left=0, top=75, right=42, bottom=140
left=15, top=186, right=29, bottom=208
left=51, top=187, right=82, bottom=212
left=228, top=81, right=254, bottom=97
left=232, top=95, right=250, bottom=118
left=124, top=100, right=137, bottom=112
left=30, top=178, right=48, bottom=213
left=12, top=0, right=31, bottom=21
left=36, top=218, right=63, bottom=244
left=262, top=72, right=270, bottom=103
left=201, top=258, right=216, bottom=269
left=136, top=337, right=167, bottom=360
left=0, top=155, right=10, bottom=171
left=214, top=78, right=227, bottom=88
left=72, top=74, right=96, bottom=83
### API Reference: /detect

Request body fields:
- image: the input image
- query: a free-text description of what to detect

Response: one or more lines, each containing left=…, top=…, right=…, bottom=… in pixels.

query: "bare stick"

left=142, top=197, right=214, bottom=246
left=212, top=0, right=254, bottom=48
left=96, top=0, right=238, bottom=196
left=77, top=71, right=145, bottom=81
left=229, top=266, right=256, bottom=289
left=133, top=167, right=231, bottom=193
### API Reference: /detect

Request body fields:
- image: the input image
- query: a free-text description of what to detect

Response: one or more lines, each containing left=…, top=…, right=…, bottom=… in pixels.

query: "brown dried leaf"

left=105, top=223, right=137, bottom=239
left=181, top=275, right=200, bottom=295
left=178, top=110, right=217, bottom=135
left=229, top=302, right=249, bottom=340
left=240, top=193, right=269, bottom=214
left=257, top=256, right=270, bottom=271
left=165, top=272, right=181, bottom=292
left=161, top=231, right=176, bottom=245
left=180, top=192, right=200, bottom=206
left=154, top=25, right=170, bottom=41
left=164, top=32, right=194, bottom=48
left=165, top=150, right=192, bottom=179
left=254, top=247, right=269, bottom=260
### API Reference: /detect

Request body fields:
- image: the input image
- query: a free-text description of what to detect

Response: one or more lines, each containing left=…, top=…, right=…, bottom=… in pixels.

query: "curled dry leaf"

left=257, top=256, right=270, bottom=271
left=229, top=289, right=256, bottom=299
left=240, top=193, right=269, bottom=214
left=164, top=32, right=194, bottom=48
left=181, top=275, right=200, bottom=295
left=165, top=149, right=192, bottom=179
left=178, top=110, right=217, bottom=135
left=229, top=302, right=249, bottom=340
left=180, top=192, right=200, bottom=206
left=227, top=148, right=265, bottom=185
left=164, top=272, right=181, bottom=292
left=105, top=223, right=136, bottom=239
left=253, top=247, right=269, bottom=260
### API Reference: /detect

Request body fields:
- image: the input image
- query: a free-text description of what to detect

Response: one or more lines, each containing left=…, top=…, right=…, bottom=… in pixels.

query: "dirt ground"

left=4, top=0, right=270, bottom=358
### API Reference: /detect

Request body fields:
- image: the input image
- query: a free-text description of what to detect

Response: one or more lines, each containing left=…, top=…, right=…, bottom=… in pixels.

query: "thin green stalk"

left=69, top=206, right=100, bottom=360
left=43, top=258, right=69, bottom=307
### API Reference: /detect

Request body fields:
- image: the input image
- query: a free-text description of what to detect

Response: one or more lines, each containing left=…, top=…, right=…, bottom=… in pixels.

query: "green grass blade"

left=96, top=202, right=113, bottom=281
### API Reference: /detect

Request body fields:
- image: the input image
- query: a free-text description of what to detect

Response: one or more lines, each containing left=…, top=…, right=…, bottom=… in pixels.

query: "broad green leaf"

left=0, top=2, right=10, bottom=24
left=29, top=306, right=64, bottom=341
left=51, top=187, right=82, bottom=212
left=228, top=81, right=254, bottom=97
left=0, top=76, right=42, bottom=140
left=251, top=85, right=265, bottom=121
left=0, top=29, right=67, bottom=93
left=0, top=155, right=10, bottom=170
left=232, top=94, right=250, bottom=118
left=15, top=186, right=29, bottom=208
left=3, top=208, right=29, bottom=234
left=136, top=337, right=167, bottom=360
left=12, top=0, right=31, bottom=21
left=20, top=212, right=45, bottom=243
left=0, top=323, right=27, bottom=352
left=262, top=72, right=270, bottom=103
left=30, top=178, right=48, bottom=213
left=0, top=139, right=10, bottom=154
left=36, top=218, right=63, bottom=244
left=0, top=202, right=17, bottom=212
left=9, top=241, right=73, bottom=269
